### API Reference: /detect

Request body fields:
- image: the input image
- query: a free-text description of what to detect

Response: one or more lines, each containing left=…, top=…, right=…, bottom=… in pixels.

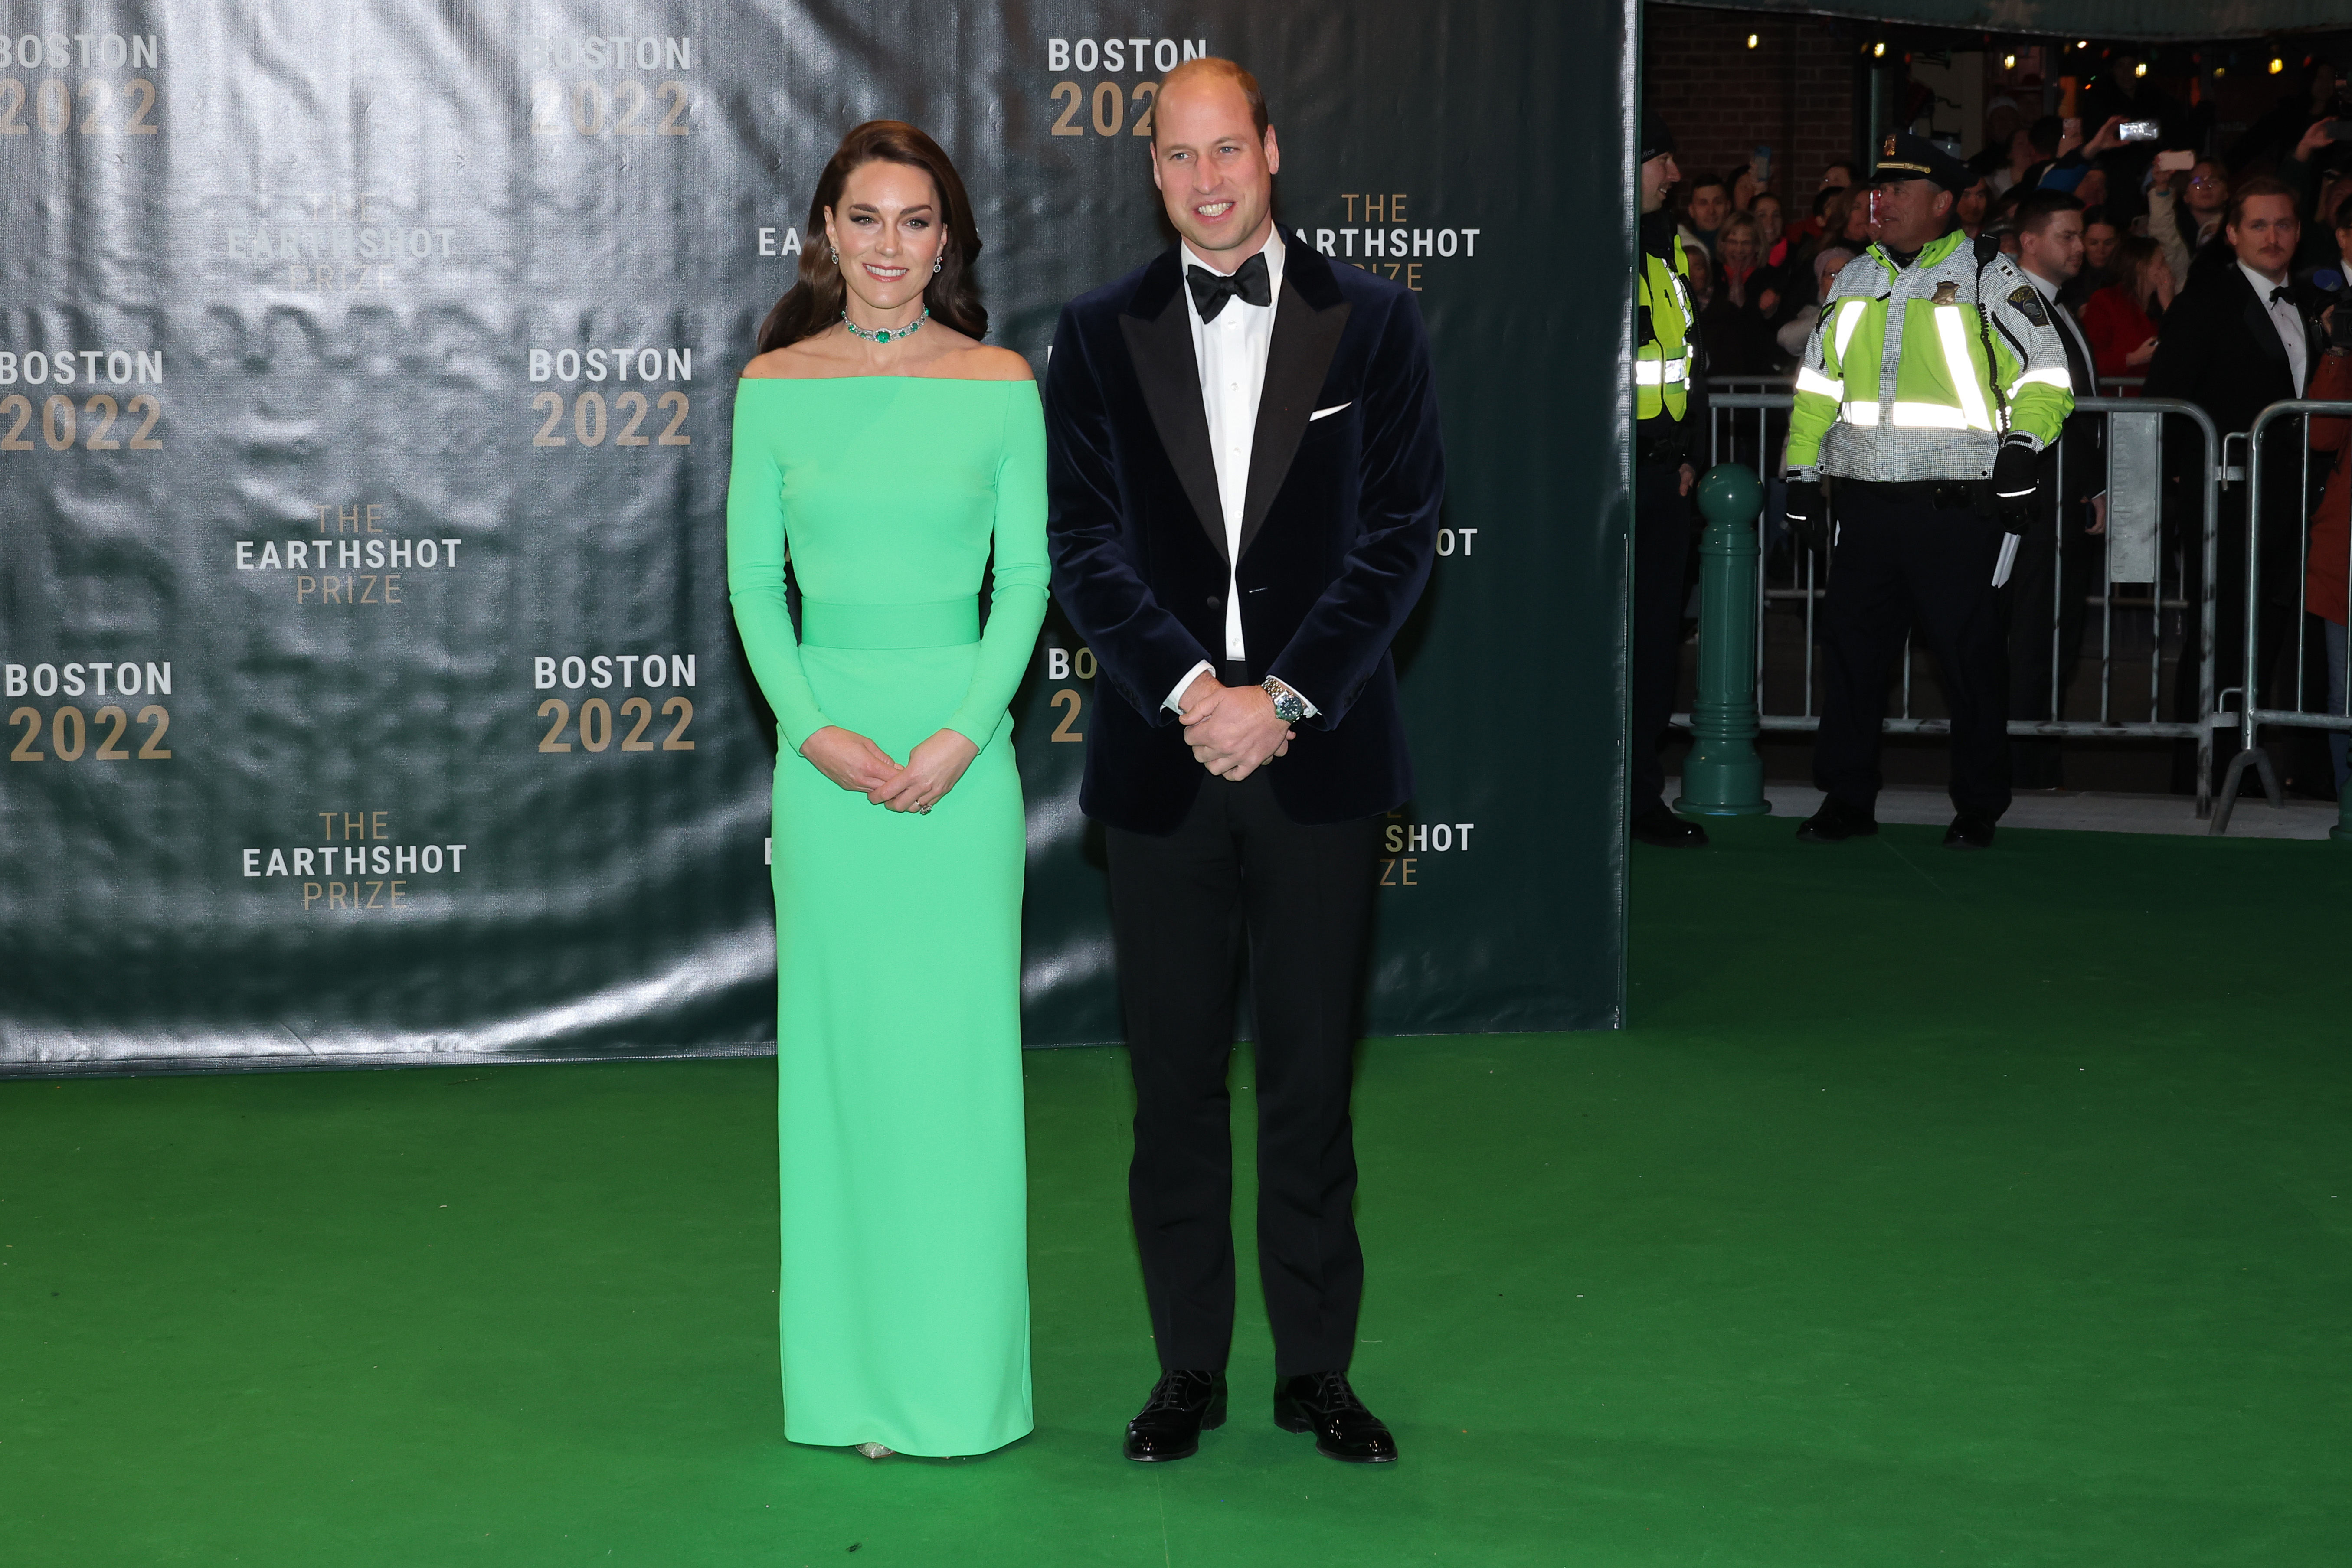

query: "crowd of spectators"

left=1668, top=55, right=2352, bottom=389
left=1664, top=54, right=2352, bottom=795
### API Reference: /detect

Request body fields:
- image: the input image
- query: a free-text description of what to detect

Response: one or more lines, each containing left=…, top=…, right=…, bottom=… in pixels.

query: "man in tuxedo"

left=2007, top=190, right=2106, bottom=788
left=1043, top=57, right=1442, bottom=1467
left=2146, top=177, right=2322, bottom=787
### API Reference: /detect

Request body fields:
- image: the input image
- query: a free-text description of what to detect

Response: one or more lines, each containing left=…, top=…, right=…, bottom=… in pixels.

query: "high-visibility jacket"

left=1636, top=235, right=1697, bottom=422
left=1787, top=229, right=2074, bottom=483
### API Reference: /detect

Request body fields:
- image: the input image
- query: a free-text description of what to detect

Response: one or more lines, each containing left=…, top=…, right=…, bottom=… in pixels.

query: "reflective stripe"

left=1794, top=366, right=1843, bottom=399
left=2008, top=366, right=2072, bottom=395
left=1932, top=305, right=1996, bottom=432
left=1840, top=400, right=1882, bottom=425
left=1891, top=401, right=1970, bottom=430
left=1833, top=298, right=1868, bottom=359
left=1633, top=356, right=1689, bottom=386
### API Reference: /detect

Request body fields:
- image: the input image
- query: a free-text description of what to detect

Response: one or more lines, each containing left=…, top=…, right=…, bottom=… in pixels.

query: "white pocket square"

left=1309, top=402, right=1351, bottom=421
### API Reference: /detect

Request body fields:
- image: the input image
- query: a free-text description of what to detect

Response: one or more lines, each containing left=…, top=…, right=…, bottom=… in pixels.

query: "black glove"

left=1783, top=477, right=1825, bottom=554
left=1992, top=436, right=2039, bottom=534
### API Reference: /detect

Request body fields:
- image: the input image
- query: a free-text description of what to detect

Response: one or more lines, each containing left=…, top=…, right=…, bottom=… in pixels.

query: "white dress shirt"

left=1160, top=229, right=1314, bottom=715
left=2239, top=261, right=2309, bottom=394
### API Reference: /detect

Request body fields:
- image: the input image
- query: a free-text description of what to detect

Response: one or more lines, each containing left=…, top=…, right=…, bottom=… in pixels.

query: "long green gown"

left=725, top=375, right=1047, bottom=1457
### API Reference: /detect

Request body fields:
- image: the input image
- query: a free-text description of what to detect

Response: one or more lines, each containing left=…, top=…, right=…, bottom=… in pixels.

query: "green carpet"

left=3, top=818, right=2347, bottom=1565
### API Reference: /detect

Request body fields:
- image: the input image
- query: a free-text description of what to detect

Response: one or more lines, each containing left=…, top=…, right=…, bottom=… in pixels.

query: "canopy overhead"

left=1701, top=1, right=2348, bottom=44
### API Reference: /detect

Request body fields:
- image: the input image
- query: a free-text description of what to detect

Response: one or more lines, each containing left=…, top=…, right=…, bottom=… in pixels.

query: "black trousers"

left=1631, top=461, right=1697, bottom=816
left=1815, top=484, right=2012, bottom=818
left=2003, top=500, right=2097, bottom=790
left=1103, top=728, right=1383, bottom=1377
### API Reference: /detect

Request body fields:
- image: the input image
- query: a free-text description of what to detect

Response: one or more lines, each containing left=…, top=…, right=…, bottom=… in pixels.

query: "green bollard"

left=2335, top=769, right=2352, bottom=843
left=1675, top=463, right=1770, bottom=817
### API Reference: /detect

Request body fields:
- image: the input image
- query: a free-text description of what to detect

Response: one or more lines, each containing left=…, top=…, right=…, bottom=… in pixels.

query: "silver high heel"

left=854, top=1441, right=894, bottom=1460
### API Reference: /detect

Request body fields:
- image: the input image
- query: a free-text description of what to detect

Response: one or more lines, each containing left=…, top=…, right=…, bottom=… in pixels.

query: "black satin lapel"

left=1119, top=297, right=1228, bottom=563
left=1237, top=284, right=1351, bottom=561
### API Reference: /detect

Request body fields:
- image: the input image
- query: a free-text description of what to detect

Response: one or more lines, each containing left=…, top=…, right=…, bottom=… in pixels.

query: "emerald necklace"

left=842, top=307, right=928, bottom=345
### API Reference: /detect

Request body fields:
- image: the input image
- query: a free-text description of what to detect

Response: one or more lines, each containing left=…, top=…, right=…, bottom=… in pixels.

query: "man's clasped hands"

left=1175, top=671, right=1294, bottom=783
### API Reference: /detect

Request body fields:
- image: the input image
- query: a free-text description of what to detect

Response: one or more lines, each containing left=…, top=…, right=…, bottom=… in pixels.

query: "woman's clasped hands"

left=801, top=725, right=979, bottom=814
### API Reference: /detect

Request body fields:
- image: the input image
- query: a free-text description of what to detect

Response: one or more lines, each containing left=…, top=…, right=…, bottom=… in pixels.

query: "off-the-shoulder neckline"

left=736, top=373, right=1028, bottom=385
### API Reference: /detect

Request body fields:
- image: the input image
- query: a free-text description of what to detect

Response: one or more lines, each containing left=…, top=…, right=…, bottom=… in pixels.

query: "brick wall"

left=1642, top=4, right=1858, bottom=204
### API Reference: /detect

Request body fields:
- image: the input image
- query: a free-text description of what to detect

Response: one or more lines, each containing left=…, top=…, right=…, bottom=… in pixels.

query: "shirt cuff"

left=1164, top=660, right=1217, bottom=714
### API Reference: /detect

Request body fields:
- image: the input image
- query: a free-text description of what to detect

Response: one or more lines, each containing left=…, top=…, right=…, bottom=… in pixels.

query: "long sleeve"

left=2149, top=186, right=2193, bottom=291
left=1044, top=305, right=1219, bottom=725
left=1265, top=291, right=1443, bottom=726
left=944, top=387, right=1051, bottom=748
left=1786, top=290, right=1851, bottom=472
left=1681, top=267, right=1711, bottom=439
left=1983, top=257, right=2074, bottom=450
left=726, top=391, right=834, bottom=753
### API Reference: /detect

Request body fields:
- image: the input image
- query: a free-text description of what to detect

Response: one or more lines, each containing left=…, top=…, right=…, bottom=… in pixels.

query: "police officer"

left=1784, top=133, right=2074, bottom=849
left=1630, top=111, right=1709, bottom=848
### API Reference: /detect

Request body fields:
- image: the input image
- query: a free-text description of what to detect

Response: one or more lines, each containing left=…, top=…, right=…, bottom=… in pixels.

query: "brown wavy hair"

left=756, top=121, right=987, bottom=353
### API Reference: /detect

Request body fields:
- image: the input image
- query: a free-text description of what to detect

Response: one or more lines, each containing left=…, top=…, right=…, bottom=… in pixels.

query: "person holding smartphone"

left=2149, top=151, right=2230, bottom=288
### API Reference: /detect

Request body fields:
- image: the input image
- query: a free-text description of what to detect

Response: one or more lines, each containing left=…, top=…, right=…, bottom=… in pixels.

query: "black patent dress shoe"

left=1943, top=812, right=1997, bottom=849
left=1273, top=1371, right=1398, bottom=1464
left=1796, top=797, right=1878, bottom=843
left=1630, top=805, right=1710, bottom=847
left=1123, top=1369, right=1226, bottom=1462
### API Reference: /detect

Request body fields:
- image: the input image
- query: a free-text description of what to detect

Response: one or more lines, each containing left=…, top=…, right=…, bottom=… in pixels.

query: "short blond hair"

left=1153, top=57, right=1269, bottom=147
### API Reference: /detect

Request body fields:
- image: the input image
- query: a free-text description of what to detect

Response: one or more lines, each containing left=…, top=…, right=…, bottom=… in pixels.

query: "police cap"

left=1867, top=131, right=1973, bottom=194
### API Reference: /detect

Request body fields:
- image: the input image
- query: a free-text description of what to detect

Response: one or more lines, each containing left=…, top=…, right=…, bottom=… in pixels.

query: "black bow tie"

left=2270, top=285, right=2291, bottom=305
left=1186, top=252, right=1272, bottom=321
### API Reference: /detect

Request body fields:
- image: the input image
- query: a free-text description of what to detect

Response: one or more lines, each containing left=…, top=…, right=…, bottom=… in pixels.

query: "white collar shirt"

left=1161, top=228, right=1290, bottom=711
left=2238, top=261, right=2308, bottom=394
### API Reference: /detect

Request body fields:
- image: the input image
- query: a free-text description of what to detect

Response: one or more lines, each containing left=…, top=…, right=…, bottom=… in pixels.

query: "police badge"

left=1931, top=281, right=1959, bottom=305
left=2006, top=283, right=2050, bottom=327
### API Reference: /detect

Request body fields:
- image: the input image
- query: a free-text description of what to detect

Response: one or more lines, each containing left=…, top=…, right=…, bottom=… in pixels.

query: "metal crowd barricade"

left=1684, top=392, right=2223, bottom=819
left=2210, top=398, right=2352, bottom=836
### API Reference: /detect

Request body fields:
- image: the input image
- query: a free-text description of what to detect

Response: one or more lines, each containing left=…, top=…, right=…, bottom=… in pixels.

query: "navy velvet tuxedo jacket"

left=1043, top=239, right=1445, bottom=835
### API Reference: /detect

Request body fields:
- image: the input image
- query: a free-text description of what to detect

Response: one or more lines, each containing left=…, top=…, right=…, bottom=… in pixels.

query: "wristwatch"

left=1262, top=677, right=1308, bottom=725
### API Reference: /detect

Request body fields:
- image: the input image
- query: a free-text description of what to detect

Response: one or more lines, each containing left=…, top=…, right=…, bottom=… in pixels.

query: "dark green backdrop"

left=0, top=0, right=1634, bottom=1071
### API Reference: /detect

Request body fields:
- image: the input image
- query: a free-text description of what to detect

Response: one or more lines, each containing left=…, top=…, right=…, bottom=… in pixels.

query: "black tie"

left=1185, top=252, right=1272, bottom=322
left=2270, top=285, right=2290, bottom=305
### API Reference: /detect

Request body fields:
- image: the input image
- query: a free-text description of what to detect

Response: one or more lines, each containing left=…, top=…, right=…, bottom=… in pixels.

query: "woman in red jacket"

left=2080, top=235, right=2172, bottom=390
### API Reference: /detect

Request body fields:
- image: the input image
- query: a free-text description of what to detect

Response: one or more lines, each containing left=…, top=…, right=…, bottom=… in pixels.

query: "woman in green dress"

left=726, top=121, right=1046, bottom=1460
